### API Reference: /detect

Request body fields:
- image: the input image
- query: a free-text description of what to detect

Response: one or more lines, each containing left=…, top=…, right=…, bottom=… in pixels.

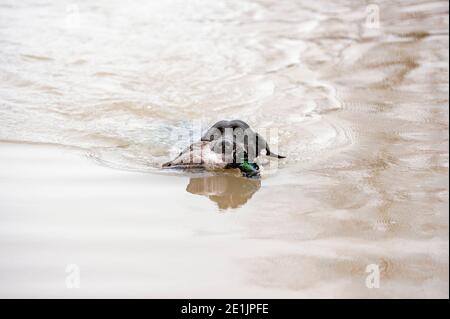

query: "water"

left=0, top=0, right=448, bottom=297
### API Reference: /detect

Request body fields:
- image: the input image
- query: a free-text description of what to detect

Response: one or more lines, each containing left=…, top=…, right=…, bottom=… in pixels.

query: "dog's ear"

left=265, top=143, right=286, bottom=159
left=267, top=152, right=286, bottom=159
left=256, top=133, right=286, bottom=159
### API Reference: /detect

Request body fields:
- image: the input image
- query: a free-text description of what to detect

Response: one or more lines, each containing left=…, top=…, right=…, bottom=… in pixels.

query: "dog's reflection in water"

left=186, top=174, right=261, bottom=210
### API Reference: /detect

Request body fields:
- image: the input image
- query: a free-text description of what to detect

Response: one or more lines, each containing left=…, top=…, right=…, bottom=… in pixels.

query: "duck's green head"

left=238, top=160, right=260, bottom=178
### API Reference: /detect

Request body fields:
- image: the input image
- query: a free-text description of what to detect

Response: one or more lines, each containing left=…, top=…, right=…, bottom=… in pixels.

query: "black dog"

left=201, top=120, right=285, bottom=161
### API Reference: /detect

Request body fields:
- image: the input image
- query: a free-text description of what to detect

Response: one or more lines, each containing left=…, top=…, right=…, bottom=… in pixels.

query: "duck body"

left=162, top=140, right=232, bottom=170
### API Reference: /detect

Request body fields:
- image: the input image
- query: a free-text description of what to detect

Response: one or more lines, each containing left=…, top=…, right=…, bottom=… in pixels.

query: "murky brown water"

left=0, top=0, right=448, bottom=298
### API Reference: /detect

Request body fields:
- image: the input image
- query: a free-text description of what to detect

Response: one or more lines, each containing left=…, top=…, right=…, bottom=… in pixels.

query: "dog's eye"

left=210, top=139, right=234, bottom=154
